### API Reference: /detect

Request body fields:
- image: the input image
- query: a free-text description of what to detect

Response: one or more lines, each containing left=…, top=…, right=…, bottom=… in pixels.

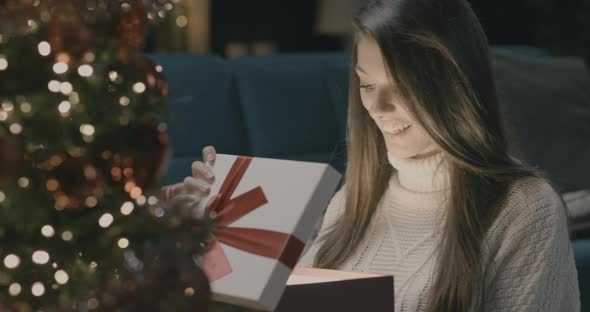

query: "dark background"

left=204, top=0, right=588, bottom=60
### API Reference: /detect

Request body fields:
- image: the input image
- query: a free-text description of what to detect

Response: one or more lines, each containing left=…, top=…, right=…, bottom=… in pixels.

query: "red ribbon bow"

left=201, top=156, right=305, bottom=282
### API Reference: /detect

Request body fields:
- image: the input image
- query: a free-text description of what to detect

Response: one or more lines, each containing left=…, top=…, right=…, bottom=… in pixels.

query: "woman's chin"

left=386, top=147, right=415, bottom=159
left=386, top=144, right=439, bottom=160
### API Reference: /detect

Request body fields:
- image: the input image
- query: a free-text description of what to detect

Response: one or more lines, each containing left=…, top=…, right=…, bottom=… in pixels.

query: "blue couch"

left=151, top=52, right=350, bottom=183
left=576, top=240, right=590, bottom=310
left=149, top=51, right=590, bottom=310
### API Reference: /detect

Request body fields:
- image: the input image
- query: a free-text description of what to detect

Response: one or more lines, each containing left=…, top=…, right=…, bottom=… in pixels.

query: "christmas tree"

left=0, top=1, right=212, bottom=310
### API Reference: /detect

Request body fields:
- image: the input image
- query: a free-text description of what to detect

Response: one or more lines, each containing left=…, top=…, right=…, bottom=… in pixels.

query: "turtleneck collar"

left=387, top=150, right=450, bottom=193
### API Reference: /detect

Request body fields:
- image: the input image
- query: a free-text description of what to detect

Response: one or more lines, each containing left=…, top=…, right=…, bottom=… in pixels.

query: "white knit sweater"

left=296, top=152, right=580, bottom=311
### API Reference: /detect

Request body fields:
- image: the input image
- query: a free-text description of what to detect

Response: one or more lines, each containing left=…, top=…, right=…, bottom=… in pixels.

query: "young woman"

left=163, top=0, right=580, bottom=311
left=296, top=0, right=580, bottom=310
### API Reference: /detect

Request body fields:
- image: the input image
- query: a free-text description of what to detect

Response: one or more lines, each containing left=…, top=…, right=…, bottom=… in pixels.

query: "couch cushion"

left=565, top=190, right=590, bottom=219
left=232, top=53, right=349, bottom=158
left=163, top=156, right=196, bottom=184
left=492, top=50, right=590, bottom=192
left=148, top=53, right=250, bottom=160
left=573, top=239, right=590, bottom=310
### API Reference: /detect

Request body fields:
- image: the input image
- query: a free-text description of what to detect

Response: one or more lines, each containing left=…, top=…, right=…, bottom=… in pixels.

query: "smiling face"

left=355, top=34, right=439, bottom=159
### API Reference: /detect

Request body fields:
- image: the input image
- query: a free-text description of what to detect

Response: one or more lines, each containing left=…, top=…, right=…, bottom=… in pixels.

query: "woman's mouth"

left=382, top=123, right=412, bottom=135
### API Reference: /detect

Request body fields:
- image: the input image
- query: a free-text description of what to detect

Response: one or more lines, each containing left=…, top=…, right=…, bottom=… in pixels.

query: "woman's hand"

left=159, top=146, right=216, bottom=219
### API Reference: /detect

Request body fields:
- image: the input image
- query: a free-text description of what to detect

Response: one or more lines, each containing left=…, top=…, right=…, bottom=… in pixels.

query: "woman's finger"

left=191, top=161, right=215, bottom=182
left=168, top=194, right=199, bottom=208
left=183, top=176, right=211, bottom=197
left=202, top=145, right=216, bottom=167
left=167, top=194, right=203, bottom=218
left=159, top=182, right=184, bottom=203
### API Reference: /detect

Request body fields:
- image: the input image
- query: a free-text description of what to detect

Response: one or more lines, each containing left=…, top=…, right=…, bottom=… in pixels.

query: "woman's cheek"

left=360, top=93, right=371, bottom=110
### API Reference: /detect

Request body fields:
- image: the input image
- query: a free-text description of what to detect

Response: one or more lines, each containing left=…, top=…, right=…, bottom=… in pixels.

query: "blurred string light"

left=98, top=213, right=114, bottom=228
left=120, top=201, right=134, bottom=215
left=85, top=196, right=98, bottom=207
left=79, top=124, right=95, bottom=136
left=147, top=196, right=158, bottom=205
left=89, top=261, right=98, bottom=270
left=108, top=71, right=119, bottom=82
left=58, top=100, right=72, bottom=116
left=0, top=55, right=8, bottom=71
left=184, top=287, right=195, bottom=297
left=4, top=254, right=21, bottom=269
left=77, top=64, right=94, bottom=77
left=60, top=82, right=73, bottom=95
left=31, top=282, right=45, bottom=297
left=55, top=53, right=70, bottom=64
left=38, top=41, right=51, bottom=56
left=53, top=62, right=68, bottom=74
left=117, top=238, right=129, bottom=249
left=88, top=298, right=99, bottom=309
left=83, top=52, right=95, bottom=63
left=136, top=195, right=146, bottom=206
left=32, top=250, right=50, bottom=265
left=48, top=80, right=61, bottom=92
left=119, top=96, right=130, bottom=106
left=8, top=283, right=22, bottom=296
left=69, top=92, right=80, bottom=104
left=176, top=15, right=188, bottom=28
left=61, top=231, right=73, bottom=241
left=130, top=186, right=142, bottom=199
left=2, top=100, right=14, bottom=111
left=54, top=270, right=69, bottom=284
left=20, top=101, right=32, bottom=113
left=121, top=2, right=132, bottom=11
left=27, top=19, right=39, bottom=31
left=10, top=123, right=22, bottom=134
left=45, top=179, right=59, bottom=192
left=17, top=177, right=30, bottom=188
left=132, top=82, right=146, bottom=93
left=41, top=225, right=55, bottom=238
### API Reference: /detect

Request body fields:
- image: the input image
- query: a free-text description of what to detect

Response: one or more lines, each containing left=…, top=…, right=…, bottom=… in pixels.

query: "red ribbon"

left=201, top=156, right=305, bottom=282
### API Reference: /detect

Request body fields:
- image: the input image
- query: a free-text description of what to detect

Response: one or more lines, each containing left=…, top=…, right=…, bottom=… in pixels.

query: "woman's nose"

left=366, top=91, right=395, bottom=114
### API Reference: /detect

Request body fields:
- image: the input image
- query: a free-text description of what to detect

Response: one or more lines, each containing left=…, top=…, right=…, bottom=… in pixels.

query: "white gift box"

left=195, top=154, right=342, bottom=311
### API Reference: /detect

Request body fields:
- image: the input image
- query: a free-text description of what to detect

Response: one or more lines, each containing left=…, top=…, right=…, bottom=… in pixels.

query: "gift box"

left=195, top=154, right=342, bottom=311
left=276, top=267, right=394, bottom=312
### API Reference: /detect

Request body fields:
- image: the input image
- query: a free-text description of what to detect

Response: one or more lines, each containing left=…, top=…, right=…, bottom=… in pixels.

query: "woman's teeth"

left=383, top=124, right=412, bottom=134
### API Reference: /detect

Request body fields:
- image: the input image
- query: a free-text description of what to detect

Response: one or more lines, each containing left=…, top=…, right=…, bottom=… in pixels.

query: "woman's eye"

left=360, top=83, right=376, bottom=91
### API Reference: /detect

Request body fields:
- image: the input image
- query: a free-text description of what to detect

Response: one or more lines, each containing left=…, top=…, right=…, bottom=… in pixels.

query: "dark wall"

left=210, top=0, right=342, bottom=57
left=207, top=0, right=588, bottom=57
left=468, top=0, right=538, bottom=45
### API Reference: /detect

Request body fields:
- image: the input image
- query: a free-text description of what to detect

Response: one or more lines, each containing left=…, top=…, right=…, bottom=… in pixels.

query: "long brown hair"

left=313, top=0, right=546, bottom=310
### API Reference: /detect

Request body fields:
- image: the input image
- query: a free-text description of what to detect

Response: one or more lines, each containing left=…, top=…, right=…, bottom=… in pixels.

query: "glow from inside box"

left=286, top=275, right=344, bottom=285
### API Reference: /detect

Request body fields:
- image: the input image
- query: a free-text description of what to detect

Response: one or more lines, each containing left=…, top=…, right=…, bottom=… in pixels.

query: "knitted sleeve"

left=296, top=186, right=346, bottom=268
left=483, top=178, right=580, bottom=311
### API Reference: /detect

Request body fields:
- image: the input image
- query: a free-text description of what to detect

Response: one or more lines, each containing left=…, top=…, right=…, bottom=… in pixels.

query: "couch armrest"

left=573, top=239, right=590, bottom=311
left=571, top=215, right=590, bottom=240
